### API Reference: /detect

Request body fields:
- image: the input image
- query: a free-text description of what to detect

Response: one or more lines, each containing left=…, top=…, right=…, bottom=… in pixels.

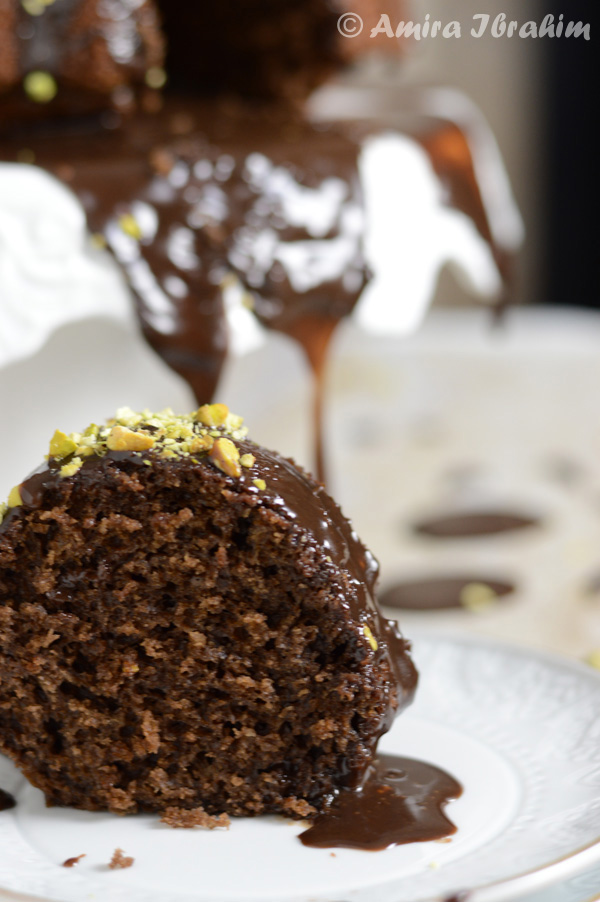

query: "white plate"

left=0, top=633, right=599, bottom=902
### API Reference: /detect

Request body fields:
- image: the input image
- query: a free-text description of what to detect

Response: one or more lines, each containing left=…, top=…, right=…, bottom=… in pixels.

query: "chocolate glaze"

left=0, top=788, right=16, bottom=810
left=2, top=437, right=417, bottom=784
left=380, top=576, right=515, bottom=611
left=0, top=94, right=514, bottom=484
left=299, top=753, right=461, bottom=850
left=413, top=511, right=540, bottom=539
left=0, top=0, right=164, bottom=122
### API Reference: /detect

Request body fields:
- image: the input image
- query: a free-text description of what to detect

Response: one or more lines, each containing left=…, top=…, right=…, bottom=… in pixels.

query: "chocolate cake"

left=0, top=406, right=417, bottom=817
left=0, top=0, right=405, bottom=121
left=0, top=0, right=165, bottom=122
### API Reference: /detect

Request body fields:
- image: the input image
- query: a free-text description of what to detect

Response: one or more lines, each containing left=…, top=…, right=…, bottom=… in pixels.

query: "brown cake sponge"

left=0, top=406, right=417, bottom=818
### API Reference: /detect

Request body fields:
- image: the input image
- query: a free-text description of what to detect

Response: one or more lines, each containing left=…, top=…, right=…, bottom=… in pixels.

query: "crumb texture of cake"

left=0, top=407, right=417, bottom=818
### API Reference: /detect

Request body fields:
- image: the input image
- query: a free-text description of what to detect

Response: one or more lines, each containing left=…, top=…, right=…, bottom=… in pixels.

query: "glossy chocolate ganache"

left=0, top=0, right=165, bottom=121
left=0, top=407, right=460, bottom=848
left=0, top=97, right=513, bottom=483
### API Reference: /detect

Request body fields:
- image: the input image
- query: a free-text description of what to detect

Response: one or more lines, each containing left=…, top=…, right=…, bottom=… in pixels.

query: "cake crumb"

left=282, top=797, right=317, bottom=819
left=62, top=854, right=86, bottom=868
left=109, top=848, right=134, bottom=869
left=160, top=806, right=230, bottom=829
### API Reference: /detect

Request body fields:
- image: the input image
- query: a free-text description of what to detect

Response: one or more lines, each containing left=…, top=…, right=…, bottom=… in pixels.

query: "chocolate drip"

left=413, top=511, right=540, bottom=539
left=299, top=754, right=461, bottom=850
left=0, top=96, right=514, bottom=484
left=380, top=576, right=515, bottom=611
left=0, top=788, right=16, bottom=811
left=418, top=120, right=515, bottom=317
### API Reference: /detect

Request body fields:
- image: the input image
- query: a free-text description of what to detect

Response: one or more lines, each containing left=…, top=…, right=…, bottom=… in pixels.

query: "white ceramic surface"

left=0, top=633, right=599, bottom=902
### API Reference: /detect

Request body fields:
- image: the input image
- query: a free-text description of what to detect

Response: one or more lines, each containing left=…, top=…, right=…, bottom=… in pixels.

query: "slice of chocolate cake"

left=0, top=406, right=417, bottom=818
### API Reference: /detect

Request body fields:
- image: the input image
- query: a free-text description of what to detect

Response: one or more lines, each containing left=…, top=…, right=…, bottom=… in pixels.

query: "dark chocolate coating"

left=0, top=0, right=164, bottom=122
left=299, top=753, right=462, bottom=850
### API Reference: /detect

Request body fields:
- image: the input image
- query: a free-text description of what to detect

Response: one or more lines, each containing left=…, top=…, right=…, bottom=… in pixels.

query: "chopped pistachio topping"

left=43, top=407, right=249, bottom=482
left=8, top=486, right=22, bottom=508
left=363, top=625, right=378, bottom=652
left=209, top=438, right=241, bottom=478
left=252, top=478, right=267, bottom=491
left=240, top=453, right=255, bottom=468
left=22, top=0, right=56, bottom=12
left=0, top=502, right=7, bottom=525
left=118, top=213, right=142, bottom=241
left=196, top=403, right=229, bottom=428
left=459, top=582, right=498, bottom=612
left=189, top=435, right=214, bottom=454
left=586, top=649, right=600, bottom=671
left=145, top=66, right=167, bottom=89
left=49, top=429, right=78, bottom=460
left=107, top=425, right=155, bottom=452
left=23, top=70, right=57, bottom=103
left=60, top=458, right=83, bottom=478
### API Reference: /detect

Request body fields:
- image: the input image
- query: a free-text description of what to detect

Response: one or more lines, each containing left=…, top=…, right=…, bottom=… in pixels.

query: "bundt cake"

left=0, top=405, right=417, bottom=818
left=0, top=0, right=406, bottom=119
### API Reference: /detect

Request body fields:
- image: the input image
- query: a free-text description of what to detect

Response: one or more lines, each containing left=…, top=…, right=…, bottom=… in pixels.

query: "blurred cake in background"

left=0, top=0, right=522, bottom=484
left=0, top=0, right=164, bottom=123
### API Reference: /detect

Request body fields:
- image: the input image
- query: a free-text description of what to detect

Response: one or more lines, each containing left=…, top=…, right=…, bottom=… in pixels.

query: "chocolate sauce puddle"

left=299, top=754, right=461, bottom=851
left=380, top=577, right=515, bottom=611
left=413, top=511, right=540, bottom=539
left=0, top=788, right=16, bottom=811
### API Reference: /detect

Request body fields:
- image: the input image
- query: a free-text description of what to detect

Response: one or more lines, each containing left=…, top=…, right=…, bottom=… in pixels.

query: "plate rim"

left=408, top=628, right=600, bottom=902
left=1, top=629, right=599, bottom=902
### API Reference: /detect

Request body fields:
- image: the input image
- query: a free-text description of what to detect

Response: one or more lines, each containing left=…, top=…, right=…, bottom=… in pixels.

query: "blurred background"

left=322, top=0, right=596, bottom=310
